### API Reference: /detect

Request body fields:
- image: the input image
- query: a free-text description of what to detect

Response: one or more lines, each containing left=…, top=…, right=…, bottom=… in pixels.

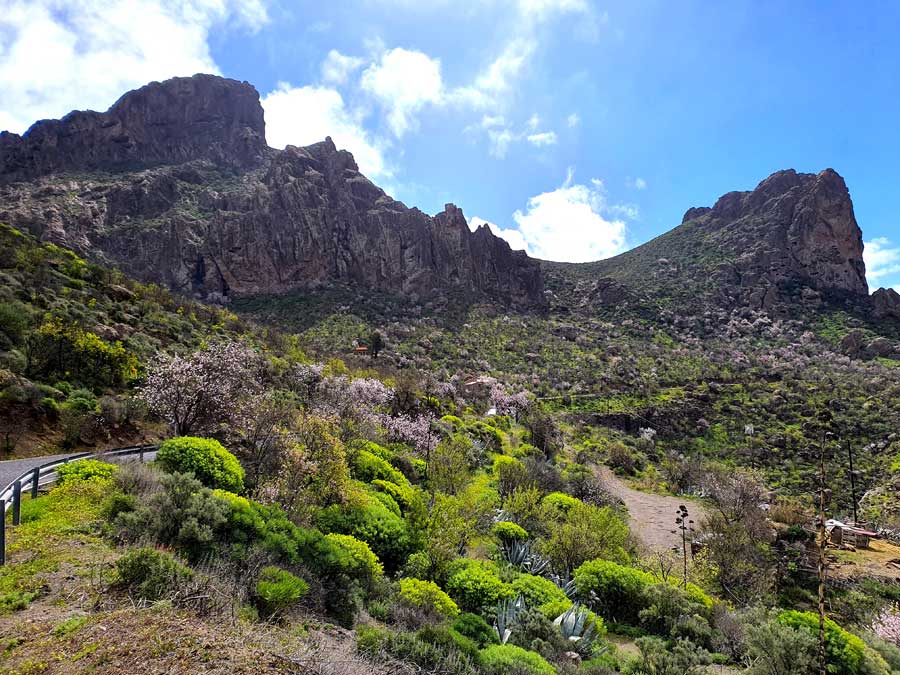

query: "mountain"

left=546, top=168, right=887, bottom=318
left=0, top=75, right=544, bottom=307
left=0, top=74, right=896, bottom=323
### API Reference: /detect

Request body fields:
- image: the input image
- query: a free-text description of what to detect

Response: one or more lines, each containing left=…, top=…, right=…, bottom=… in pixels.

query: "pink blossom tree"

left=872, top=605, right=900, bottom=646
left=139, top=341, right=261, bottom=436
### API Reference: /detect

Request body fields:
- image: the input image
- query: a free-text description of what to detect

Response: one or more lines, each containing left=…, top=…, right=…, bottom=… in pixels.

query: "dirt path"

left=598, top=466, right=707, bottom=554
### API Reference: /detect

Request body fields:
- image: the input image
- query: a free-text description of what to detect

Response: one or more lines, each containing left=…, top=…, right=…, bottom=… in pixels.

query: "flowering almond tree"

left=872, top=605, right=900, bottom=646
left=139, top=341, right=261, bottom=436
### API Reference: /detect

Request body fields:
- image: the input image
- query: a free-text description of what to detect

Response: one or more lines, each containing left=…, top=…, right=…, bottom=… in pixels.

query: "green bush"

left=112, top=472, right=231, bottom=562
left=510, top=574, right=569, bottom=613
left=492, top=521, right=529, bottom=543
left=446, top=561, right=514, bottom=613
left=573, top=559, right=655, bottom=624
left=479, top=644, right=556, bottom=675
left=399, top=578, right=460, bottom=617
left=156, top=436, right=244, bottom=493
left=541, top=491, right=582, bottom=519
left=371, top=479, right=416, bottom=511
left=777, top=610, right=868, bottom=675
left=56, top=459, right=118, bottom=485
left=255, top=566, right=309, bottom=618
left=115, top=547, right=192, bottom=602
left=316, top=496, right=411, bottom=571
left=324, top=533, right=384, bottom=582
left=352, top=449, right=408, bottom=486
left=452, top=612, right=499, bottom=647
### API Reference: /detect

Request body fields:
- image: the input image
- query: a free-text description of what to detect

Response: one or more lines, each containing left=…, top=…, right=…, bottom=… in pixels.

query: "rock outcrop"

left=872, top=287, right=900, bottom=320
left=0, top=75, right=267, bottom=182
left=0, top=75, right=545, bottom=307
left=687, top=168, right=869, bottom=300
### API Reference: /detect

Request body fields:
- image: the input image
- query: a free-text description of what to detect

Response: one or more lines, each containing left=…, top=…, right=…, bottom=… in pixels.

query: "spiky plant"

left=493, top=595, right=526, bottom=644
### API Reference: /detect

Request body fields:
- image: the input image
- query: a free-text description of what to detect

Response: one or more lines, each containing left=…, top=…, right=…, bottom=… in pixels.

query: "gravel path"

left=598, top=466, right=707, bottom=554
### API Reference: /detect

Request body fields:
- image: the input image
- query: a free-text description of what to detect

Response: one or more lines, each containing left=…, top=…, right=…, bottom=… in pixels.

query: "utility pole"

left=816, top=428, right=833, bottom=675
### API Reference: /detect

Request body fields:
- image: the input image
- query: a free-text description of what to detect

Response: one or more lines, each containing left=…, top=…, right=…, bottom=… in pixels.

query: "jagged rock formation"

left=552, top=168, right=873, bottom=314
left=872, top=287, right=900, bottom=320
left=0, top=75, right=544, bottom=307
left=0, top=75, right=267, bottom=181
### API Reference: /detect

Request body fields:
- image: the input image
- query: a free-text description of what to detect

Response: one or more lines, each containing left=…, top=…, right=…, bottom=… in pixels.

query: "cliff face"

left=693, top=168, right=869, bottom=302
left=0, top=75, right=545, bottom=307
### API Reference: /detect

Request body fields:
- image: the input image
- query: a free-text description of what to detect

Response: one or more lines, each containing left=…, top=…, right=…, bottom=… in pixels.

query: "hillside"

left=2, top=76, right=900, bottom=675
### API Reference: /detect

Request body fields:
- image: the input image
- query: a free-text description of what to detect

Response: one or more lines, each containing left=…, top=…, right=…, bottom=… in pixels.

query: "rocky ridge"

left=0, top=76, right=544, bottom=307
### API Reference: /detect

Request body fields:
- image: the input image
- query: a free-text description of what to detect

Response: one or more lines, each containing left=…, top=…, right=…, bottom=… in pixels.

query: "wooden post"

left=0, top=499, right=5, bottom=566
left=31, top=467, right=40, bottom=499
left=12, top=481, right=21, bottom=526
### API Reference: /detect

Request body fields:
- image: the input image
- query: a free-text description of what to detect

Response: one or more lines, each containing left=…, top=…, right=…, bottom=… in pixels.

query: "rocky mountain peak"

left=0, top=74, right=267, bottom=183
left=686, top=167, right=868, bottom=302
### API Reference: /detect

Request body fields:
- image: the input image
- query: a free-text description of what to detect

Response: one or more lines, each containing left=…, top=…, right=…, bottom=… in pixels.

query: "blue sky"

left=2, top=1, right=899, bottom=290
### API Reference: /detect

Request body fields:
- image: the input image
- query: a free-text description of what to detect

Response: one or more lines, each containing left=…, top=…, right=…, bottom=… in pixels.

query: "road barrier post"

left=31, top=467, right=39, bottom=499
left=0, top=498, right=5, bottom=565
left=12, top=481, right=21, bottom=526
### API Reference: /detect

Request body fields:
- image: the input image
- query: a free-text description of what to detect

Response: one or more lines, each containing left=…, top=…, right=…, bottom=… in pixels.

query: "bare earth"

left=598, top=466, right=707, bottom=554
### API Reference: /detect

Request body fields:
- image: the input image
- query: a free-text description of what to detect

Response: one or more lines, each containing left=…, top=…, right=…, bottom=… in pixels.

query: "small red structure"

left=353, top=346, right=369, bottom=355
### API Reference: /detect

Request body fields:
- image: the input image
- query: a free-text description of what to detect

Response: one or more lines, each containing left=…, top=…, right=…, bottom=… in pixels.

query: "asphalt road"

left=0, top=450, right=157, bottom=494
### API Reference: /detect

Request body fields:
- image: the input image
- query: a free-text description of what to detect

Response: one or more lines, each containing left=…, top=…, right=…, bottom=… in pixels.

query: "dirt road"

left=598, top=466, right=706, bottom=553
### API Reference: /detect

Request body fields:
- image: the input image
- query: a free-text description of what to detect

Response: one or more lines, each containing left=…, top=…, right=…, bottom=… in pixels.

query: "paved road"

left=0, top=450, right=157, bottom=494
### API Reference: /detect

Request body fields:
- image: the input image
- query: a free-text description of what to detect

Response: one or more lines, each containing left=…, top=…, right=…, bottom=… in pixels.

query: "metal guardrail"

left=0, top=444, right=158, bottom=565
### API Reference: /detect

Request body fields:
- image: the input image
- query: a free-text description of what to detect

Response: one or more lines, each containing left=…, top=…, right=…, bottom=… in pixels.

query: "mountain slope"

left=545, top=168, right=892, bottom=319
left=0, top=75, right=544, bottom=308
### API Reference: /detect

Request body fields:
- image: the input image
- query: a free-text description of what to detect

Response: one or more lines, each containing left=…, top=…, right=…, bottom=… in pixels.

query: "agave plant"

left=493, top=595, right=526, bottom=644
left=501, top=540, right=550, bottom=576
left=554, top=603, right=596, bottom=646
left=549, top=572, right=577, bottom=599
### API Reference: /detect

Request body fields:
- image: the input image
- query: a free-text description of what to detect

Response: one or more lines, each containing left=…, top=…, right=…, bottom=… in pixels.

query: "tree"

left=368, top=330, right=384, bottom=358
left=539, top=502, right=630, bottom=571
left=429, top=434, right=472, bottom=495
left=139, top=341, right=261, bottom=436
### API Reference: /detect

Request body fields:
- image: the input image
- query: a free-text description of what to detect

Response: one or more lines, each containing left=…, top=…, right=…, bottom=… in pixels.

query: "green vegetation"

left=156, top=436, right=245, bottom=492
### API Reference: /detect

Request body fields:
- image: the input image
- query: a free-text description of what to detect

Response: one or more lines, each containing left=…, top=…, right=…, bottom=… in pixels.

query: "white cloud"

left=526, top=131, right=557, bottom=147
left=567, top=112, right=580, bottom=127
left=261, top=83, right=390, bottom=179
left=360, top=47, right=444, bottom=137
left=865, top=237, right=900, bottom=287
left=0, top=0, right=267, bottom=134
left=469, top=216, right=530, bottom=252
left=516, top=0, right=589, bottom=18
left=321, top=49, right=365, bottom=85
left=511, top=169, right=629, bottom=262
left=631, top=177, right=648, bottom=190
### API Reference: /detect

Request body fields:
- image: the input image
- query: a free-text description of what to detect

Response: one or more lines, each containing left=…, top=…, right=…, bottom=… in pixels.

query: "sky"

left=1, top=1, right=899, bottom=292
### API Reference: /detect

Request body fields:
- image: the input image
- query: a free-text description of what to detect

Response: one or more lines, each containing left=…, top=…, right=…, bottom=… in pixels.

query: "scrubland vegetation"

left=2, top=222, right=900, bottom=673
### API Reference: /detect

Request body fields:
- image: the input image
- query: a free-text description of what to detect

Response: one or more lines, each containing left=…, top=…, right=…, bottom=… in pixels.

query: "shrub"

left=541, top=491, right=582, bottom=520
left=399, top=578, right=460, bottom=618
left=115, top=547, right=192, bottom=602
left=156, top=436, right=244, bottom=493
left=255, top=566, right=309, bottom=618
left=324, top=533, right=384, bottom=583
left=510, top=574, right=569, bottom=613
left=540, top=502, right=630, bottom=572
left=777, top=610, right=868, bottom=675
left=480, top=644, right=556, bottom=675
left=371, top=478, right=415, bottom=512
left=446, top=561, right=514, bottom=613
left=493, top=521, right=529, bottom=543
left=352, top=449, right=407, bottom=486
left=56, top=459, right=118, bottom=485
left=452, top=612, right=499, bottom=647
left=573, top=559, right=655, bottom=624
left=316, top=495, right=411, bottom=571
left=111, top=472, right=231, bottom=561
left=638, top=583, right=711, bottom=640
left=493, top=455, right=527, bottom=497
